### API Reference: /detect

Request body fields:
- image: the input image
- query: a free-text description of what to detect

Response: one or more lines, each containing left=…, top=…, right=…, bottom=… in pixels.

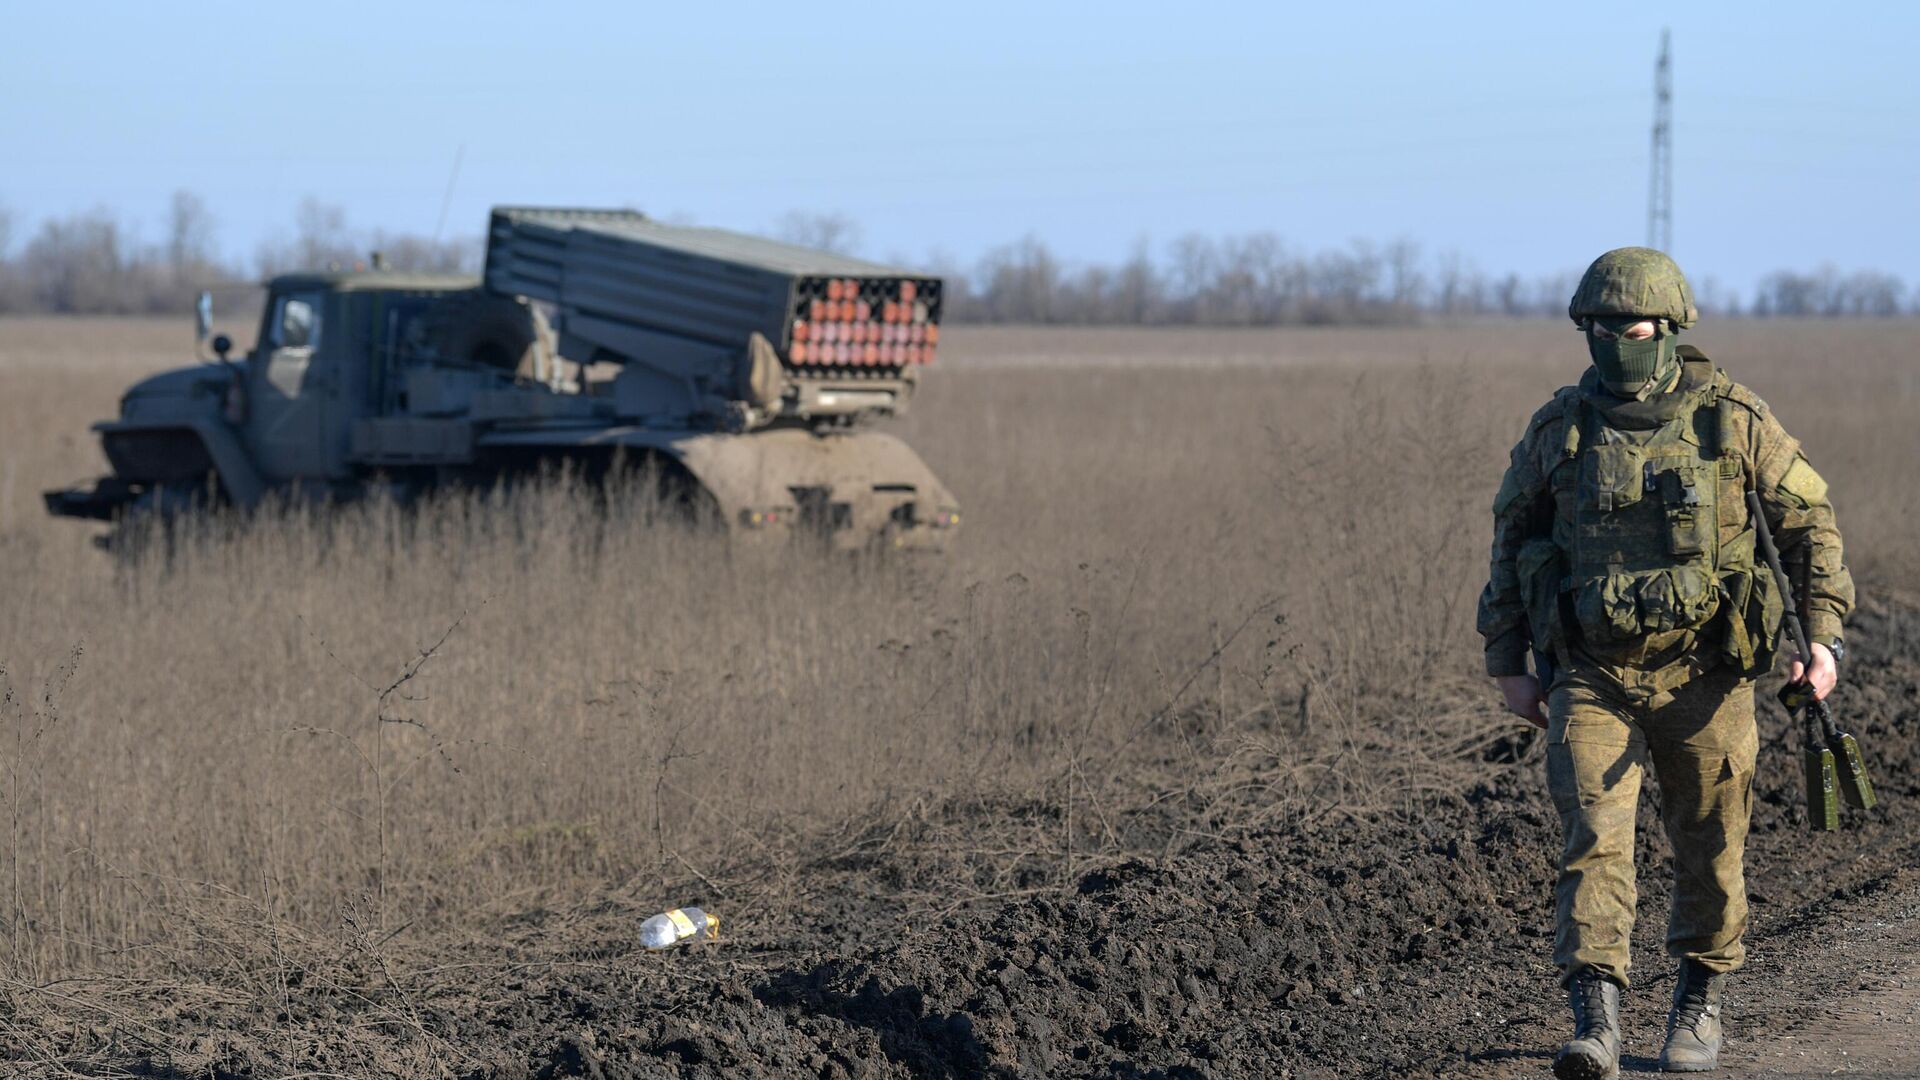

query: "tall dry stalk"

left=2, top=645, right=81, bottom=982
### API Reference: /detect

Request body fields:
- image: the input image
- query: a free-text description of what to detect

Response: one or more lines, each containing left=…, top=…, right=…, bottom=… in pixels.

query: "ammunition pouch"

left=1572, top=566, right=1719, bottom=646
left=1715, top=529, right=1783, bottom=678
left=1517, top=538, right=1568, bottom=669
left=1580, top=442, right=1645, bottom=513
left=1660, top=464, right=1712, bottom=556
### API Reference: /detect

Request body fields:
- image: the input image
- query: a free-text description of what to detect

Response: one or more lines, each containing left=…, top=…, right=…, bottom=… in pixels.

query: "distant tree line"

left=0, top=193, right=476, bottom=316
left=2, top=196, right=1915, bottom=323
left=1747, top=268, right=1910, bottom=317
left=931, top=234, right=1920, bottom=325
left=935, top=235, right=1585, bottom=325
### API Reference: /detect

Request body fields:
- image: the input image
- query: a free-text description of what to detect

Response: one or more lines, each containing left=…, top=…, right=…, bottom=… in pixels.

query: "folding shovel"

left=1748, top=489, right=1879, bottom=831
left=1813, top=696, right=1877, bottom=813
left=1779, top=680, right=1877, bottom=816
left=1829, top=725, right=1878, bottom=811
left=1802, top=736, right=1841, bottom=832
left=1783, top=683, right=1842, bottom=831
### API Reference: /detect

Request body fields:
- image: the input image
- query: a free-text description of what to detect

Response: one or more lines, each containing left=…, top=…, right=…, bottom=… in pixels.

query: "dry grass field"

left=0, top=316, right=1916, bottom=1076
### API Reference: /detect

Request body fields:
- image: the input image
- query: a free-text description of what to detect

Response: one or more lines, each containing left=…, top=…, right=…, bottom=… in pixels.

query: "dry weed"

left=0, top=315, right=1913, bottom=1005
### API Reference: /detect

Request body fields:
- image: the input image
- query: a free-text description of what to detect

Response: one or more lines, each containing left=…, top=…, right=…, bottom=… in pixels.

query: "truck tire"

left=104, top=479, right=223, bottom=560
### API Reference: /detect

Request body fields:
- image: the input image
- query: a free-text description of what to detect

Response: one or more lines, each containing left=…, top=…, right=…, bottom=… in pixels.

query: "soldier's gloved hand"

left=1788, top=642, right=1838, bottom=702
left=1496, top=674, right=1548, bottom=729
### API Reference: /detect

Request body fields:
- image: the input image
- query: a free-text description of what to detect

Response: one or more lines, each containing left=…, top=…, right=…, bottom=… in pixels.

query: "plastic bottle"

left=640, top=906, right=719, bottom=950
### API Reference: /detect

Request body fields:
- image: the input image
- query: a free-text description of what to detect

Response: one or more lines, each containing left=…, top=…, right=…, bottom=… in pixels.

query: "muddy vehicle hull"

left=477, top=425, right=958, bottom=551
left=47, top=417, right=959, bottom=552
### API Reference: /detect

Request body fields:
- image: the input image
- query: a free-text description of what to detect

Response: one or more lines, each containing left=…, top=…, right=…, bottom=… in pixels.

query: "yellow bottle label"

left=666, top=909, right=697, bottom=938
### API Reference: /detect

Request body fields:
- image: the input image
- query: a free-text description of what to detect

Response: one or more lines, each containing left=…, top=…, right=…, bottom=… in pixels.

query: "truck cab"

left=49, top=271, right=547, bottom=517
left=247, top=272, right=524, bottom=484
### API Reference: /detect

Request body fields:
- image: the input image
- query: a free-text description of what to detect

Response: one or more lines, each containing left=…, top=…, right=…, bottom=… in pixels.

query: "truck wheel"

left=104, top=481, right=222, bottom=561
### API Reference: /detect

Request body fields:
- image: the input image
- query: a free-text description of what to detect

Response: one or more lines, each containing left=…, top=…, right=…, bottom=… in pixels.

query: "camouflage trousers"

left=1545, top=664, right=1758, bottom=989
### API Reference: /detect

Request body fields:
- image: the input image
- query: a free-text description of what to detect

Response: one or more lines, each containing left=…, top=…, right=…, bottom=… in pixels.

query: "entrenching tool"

left=1779, top=680, right=1876, bottom=812
left=1829, top=719, right=1876, bottom=811
left=1746, top=491, right=1876, bottom=830
left=1799, top=702, right=1841, bottom=833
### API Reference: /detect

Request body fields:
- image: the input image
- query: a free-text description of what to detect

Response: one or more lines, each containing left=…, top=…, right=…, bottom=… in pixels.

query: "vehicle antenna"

left=434, top=143, right=466, bottom=245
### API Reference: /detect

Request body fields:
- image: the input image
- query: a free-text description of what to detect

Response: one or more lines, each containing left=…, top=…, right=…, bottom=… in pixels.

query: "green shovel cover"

left=1805, top=746, right=1840, bottom=832
left=1831, top=732, right=1877, bottom=811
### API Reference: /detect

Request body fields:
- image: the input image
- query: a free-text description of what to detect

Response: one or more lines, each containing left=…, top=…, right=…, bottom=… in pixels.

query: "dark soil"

left=13, top=594, right=1920, bottom=1079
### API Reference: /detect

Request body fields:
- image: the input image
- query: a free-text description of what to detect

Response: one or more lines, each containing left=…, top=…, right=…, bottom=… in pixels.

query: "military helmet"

left=1568, top=247, right=1698, bottom=329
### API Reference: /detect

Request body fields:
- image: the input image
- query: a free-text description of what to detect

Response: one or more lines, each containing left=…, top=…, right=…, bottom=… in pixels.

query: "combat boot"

left=1660, top=958, right=1725, bottom=1072
left=1554, top=967, right=1622, bottom=1080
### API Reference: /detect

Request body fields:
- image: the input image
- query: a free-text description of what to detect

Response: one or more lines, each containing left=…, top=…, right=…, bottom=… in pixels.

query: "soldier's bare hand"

left=1496, top=674, right=1548, bottom=729
left=1788, top=642, right=1838, bottom=701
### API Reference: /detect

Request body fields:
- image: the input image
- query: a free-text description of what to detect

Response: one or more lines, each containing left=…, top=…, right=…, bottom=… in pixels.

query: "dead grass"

left=0, top=315, right=1914, bottom=1001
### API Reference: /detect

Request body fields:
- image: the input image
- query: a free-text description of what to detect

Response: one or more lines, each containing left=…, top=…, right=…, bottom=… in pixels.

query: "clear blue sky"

left=4, top=0, right=1916, bottom=298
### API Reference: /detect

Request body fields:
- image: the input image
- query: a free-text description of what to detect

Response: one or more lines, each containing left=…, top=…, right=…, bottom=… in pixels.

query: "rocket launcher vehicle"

left=43, top=205, right=963, bottom=553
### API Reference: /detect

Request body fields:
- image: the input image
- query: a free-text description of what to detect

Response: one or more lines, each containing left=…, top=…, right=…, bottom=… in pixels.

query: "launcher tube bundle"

left=484, top=208, right=942, bottom=424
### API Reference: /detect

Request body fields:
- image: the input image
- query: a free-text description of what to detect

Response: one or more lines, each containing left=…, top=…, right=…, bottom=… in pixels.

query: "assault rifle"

left=1745, top=490, right=1876, bottom=831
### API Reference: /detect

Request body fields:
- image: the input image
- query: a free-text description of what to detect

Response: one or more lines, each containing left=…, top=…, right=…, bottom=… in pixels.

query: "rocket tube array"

left=788, top=277, right=940, bottom=367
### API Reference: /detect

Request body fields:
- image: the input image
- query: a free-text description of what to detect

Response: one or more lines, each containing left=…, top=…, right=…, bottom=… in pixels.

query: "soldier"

left=1477, top=248, right=1852, bottom=1077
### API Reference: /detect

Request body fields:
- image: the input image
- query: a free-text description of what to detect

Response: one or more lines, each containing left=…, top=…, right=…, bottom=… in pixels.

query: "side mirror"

left=195, top=291, right=213, bottom=342
left=211, top=333, right=233, bottom=361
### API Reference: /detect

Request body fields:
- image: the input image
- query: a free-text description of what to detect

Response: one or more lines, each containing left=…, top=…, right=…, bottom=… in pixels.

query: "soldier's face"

left=1586, top=319, right=1657, bottom=342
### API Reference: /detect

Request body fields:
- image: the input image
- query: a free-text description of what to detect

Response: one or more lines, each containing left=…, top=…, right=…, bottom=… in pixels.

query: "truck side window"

left=270, top=293, right=323, bottom=350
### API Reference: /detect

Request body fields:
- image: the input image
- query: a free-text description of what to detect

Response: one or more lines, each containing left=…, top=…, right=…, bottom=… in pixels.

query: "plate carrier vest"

left=1517, top=353, right=1783, bottom=702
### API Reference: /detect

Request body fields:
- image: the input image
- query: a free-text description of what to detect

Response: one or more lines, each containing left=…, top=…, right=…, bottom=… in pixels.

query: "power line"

left=1649, top=29, right=1674, bottom=253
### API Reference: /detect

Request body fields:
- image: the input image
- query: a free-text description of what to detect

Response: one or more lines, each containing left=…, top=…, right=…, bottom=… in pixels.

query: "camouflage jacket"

left=1477, top=349, right=1853, bottom=681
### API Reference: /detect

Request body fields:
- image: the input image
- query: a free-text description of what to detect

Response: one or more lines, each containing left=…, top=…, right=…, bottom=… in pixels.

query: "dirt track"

left=15, top=590, right=1910, bottom=1078
left=1737, top=870, right=1920, bottom=1078
left=486, top=594, right=1920, bottom=1080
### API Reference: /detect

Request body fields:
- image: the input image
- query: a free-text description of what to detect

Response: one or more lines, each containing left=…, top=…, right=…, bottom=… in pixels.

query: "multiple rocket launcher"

left=43, top=205, right=967, bottom=553
left=483, top=207, right=943, bottom=386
